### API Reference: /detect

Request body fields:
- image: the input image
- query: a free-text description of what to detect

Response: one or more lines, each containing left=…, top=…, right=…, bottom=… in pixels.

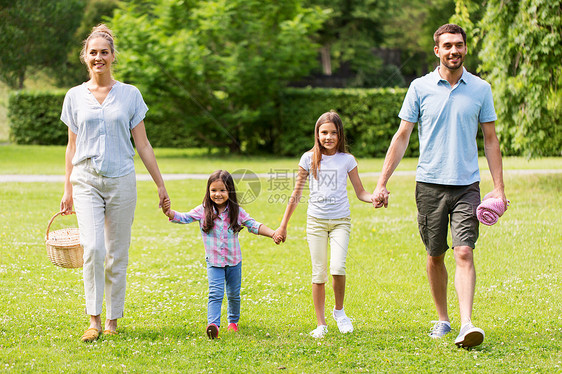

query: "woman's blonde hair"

left=80, top=24, right=116, bottom=64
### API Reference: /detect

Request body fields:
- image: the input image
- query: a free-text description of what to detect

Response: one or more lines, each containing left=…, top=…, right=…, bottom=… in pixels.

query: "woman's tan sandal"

left=103, top=330, right=118, bottom=336
left=81, top=328, right=101, bottom=342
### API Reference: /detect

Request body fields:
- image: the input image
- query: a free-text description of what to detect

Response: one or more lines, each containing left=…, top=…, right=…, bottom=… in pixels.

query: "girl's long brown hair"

left=202, top=170, right=242, bottom=234
left=310, top=111, right=348, bottom=179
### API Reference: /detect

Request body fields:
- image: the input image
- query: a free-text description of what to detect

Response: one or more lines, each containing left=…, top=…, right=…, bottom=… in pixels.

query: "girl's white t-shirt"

left=299, top=151, right=358, bottom=219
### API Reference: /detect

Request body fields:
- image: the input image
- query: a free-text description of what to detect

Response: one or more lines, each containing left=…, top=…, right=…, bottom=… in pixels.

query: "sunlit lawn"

left=0, top=147, right=560, bottom=372
left=0, top=145, right=561, bottom=175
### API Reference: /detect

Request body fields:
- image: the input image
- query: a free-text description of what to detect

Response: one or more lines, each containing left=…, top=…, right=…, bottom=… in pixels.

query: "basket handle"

left=46, top=211, right=76, bottom=240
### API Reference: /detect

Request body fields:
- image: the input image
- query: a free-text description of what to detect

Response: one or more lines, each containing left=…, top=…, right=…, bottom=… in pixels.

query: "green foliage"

left=110, top=0, right=328, bottom=153
left=277, top=87, right=415, bottom=157
left=450, top=0, right=486, bottom=74
left=0, top=81, right=9, bottom=142
left=4, top=86, right=489, bottom=157
left=308, top=0, right=388, bottom=47
left=382, top=0, right=456, bottom=77
left=54, top=0, right=120, bottom=87
left=478, top=0, right=562, bottom=157
left=348, top=64, right=406, bottom=88
left=0, top=0, right=86, bottom=89
left=7, top=91, right=67, bottom=145
left=7, top=88, right=410, bottom=154
left=7, top=87, right=491, bottom=159
left=305, top=0, right=403, bottom=88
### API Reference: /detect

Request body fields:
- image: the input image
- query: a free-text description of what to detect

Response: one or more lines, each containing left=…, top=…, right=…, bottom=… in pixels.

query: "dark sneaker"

left=206, top=323, right=219, bottom=339
left=455, top=323, right=484, bottom=348
left=429, top=321, right=452, bottom=338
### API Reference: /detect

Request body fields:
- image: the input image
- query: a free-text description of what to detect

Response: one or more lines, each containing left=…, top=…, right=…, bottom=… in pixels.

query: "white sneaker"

left=309, top=325, right=328, bottom=338
left=333, top=311, right=354, bottom=333
left=455, top=323, right=485, bottom=348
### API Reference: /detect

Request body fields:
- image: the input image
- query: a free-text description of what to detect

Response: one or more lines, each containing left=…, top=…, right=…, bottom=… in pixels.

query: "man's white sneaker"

left=455, top=323, right=485, bottom=348
left=333, top=312, right=354, bottom=333
left=309, top=325, right=328, bottom=338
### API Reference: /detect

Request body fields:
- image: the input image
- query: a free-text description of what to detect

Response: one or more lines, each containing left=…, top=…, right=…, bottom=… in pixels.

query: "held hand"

left=272, top=233, right=283, bottom=244
left=165, top=210, right=175, bottom=220
left=158, top=186, right=169, bottom=209
left=60, top=192, right=73, bottom=215
left=483, top=187, right=509, bottom=210
left=162, top=197, right=171, bottom=211
left=162, top=198, right=174, bottom=219
left=273, top=227, right=287, bottom=243
left=372, top=186, right=390, bottom=208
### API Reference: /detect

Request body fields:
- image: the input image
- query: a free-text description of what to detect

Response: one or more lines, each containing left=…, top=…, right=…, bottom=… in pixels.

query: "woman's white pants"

left=71, top=160, right=136, bottom=319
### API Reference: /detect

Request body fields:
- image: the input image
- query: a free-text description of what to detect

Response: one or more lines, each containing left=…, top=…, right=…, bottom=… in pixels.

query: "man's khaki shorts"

left=415, top=181, right=480, bottom=257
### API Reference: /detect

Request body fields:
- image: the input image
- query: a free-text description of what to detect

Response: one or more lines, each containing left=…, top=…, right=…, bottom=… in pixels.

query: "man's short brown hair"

left=434, top=24, right=467, bottom=46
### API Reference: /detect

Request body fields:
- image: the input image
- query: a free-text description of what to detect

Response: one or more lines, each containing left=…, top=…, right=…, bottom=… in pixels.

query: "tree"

left=476, top=0, right=561, bottom=157
left=449, top=0, right=485, bottom=74
left=304, top=0, right=403, bottom=87
left=55, top=0, right=120, bottom=87
left=380, top=0, right=456, bottom=82
left=110, top=0, right=327, bottom=152
left=0, top=0, right=86, bottom=89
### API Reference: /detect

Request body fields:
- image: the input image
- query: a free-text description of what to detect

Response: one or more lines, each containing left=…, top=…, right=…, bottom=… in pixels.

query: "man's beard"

left=442, top=55, right=464, bottom=70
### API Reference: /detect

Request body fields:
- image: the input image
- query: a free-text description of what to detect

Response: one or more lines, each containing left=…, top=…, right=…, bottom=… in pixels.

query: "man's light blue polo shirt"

left=399, top=67, right=497, bottom=186
left=61, top=81, right=148, bottom=177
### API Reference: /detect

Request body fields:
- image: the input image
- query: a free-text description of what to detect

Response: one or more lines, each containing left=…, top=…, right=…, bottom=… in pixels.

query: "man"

left=372, top=24, right=508, bottom=348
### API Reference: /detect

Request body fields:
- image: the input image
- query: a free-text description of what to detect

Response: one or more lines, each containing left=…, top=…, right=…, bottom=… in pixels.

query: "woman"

left=60, top=24, right=169, bottom=342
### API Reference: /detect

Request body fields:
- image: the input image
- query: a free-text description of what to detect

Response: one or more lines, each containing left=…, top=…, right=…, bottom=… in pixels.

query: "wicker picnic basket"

left=45, top=211, right=83, bottom=268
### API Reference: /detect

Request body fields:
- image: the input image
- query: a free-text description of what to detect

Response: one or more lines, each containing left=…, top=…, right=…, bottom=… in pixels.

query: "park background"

left=0, top=0, right=561, bottom=373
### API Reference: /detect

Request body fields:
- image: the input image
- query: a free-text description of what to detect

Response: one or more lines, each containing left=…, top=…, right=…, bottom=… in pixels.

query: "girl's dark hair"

left=202, top=170, right=241, bottom=234
left=310, top=111, right=348, bottom=179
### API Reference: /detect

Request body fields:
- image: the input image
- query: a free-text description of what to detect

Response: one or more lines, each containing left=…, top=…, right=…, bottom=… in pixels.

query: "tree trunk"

left=321, top=45, right=332, bottom=76
left=228, top=138, right=241, bottom=154
left=18, top=70, right=25, bottom=90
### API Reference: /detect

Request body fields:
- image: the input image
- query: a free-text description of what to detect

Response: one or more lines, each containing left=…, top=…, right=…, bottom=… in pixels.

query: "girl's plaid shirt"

left=170, top=204, right=261, bottom=267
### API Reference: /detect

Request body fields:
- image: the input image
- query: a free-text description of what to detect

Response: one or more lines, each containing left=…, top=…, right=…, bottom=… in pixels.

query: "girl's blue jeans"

left=207, top=261, right=242, bottom=327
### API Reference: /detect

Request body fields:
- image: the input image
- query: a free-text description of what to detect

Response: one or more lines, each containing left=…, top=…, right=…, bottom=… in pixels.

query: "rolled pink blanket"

left=477, top=195, right=508, bottom=226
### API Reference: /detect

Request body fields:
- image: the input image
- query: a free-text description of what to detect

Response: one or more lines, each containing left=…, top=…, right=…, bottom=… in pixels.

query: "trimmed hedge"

left=277, top=87, right=413, bottom=157
left=9, top=88, right=414, bottom=157
left=8, top=90, right=68, bottom=145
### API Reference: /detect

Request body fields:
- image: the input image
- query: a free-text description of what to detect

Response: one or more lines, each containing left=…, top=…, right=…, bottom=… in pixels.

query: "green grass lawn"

left=1, top=145, right=561, bottom=175
left=0, top=149, right=561, bottom=372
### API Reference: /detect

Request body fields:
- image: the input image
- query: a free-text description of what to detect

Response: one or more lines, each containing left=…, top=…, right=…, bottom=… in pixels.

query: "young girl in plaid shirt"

left=163, top=170, right=279, bottom=339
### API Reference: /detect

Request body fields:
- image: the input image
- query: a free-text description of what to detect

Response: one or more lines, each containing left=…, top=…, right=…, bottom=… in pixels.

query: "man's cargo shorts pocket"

left=417, top=213, right=429, bottom=247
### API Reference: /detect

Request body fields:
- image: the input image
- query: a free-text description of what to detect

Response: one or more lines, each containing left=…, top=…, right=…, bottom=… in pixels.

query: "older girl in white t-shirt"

left=274, top=111, right=373, bottom=338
